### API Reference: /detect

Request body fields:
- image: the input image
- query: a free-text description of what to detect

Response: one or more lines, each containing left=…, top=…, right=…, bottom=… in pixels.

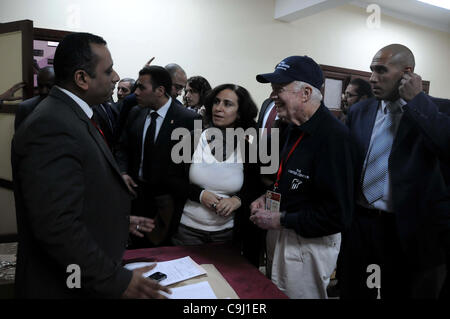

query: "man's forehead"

left=138, top=74, right=151, bottom=84
left=91, top=43, right=110, bottom=60
left=371, top=49, right=395, bottom=64
left=174, top=71, right=187, bottom=84
left=345, top=84, right=357, bottom=92
left=119, top=81, right=132, bottom=87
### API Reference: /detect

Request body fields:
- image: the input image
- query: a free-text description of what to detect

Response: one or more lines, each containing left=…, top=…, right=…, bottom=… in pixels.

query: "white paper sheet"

left=124, top=256, right=206, bottom=286
left=162, top=281, right=217, bottom=299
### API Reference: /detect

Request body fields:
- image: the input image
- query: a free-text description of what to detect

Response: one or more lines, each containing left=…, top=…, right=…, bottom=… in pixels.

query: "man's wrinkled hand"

left=250, top=194, right=265, bottom=215
left=249, top=209, right=281, bottom=230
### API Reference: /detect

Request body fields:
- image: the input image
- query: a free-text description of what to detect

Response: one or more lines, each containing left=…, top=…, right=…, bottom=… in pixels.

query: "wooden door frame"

left=0, top=20, right=34, bottom=113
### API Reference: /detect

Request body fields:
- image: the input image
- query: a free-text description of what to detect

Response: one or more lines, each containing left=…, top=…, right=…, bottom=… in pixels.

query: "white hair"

left=292, top=81, right=323, bottom=102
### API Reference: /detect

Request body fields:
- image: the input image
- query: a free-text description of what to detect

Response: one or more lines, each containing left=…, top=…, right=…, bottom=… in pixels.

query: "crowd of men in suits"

left=7, top=31, right=450, bottom=299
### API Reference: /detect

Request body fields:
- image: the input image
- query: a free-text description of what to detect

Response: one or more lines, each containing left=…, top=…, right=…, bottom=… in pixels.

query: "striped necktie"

left=362, top=101, right=399, bottom=204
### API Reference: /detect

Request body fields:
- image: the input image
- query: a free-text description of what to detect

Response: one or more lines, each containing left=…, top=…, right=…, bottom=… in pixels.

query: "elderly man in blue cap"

left=250, top=56, right=356, bottom=298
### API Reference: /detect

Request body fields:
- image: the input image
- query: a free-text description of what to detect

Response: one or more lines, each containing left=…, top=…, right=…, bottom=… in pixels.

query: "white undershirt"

left=180, top=130, right=244, bottom=231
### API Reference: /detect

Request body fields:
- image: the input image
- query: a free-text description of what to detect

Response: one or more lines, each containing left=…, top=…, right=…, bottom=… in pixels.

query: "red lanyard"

left=274, top=132, right=305, bottom=191
left=91, top=119, right=109, bottom=147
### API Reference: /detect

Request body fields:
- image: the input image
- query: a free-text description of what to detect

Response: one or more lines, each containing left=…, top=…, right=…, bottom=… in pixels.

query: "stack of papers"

left=124, top=256, right=239, bottom=299
left=162, top=281, right=217, bottom=299
left=124, top=256, right=206, bottom=286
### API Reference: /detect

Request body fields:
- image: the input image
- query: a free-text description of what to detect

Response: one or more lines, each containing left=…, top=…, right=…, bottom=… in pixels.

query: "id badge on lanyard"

left=265, top=190, right=281, bottom=212
left=266, top=132, right=305, bottom=212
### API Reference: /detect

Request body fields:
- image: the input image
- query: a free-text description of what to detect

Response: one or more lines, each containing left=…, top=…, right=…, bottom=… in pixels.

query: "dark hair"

left=186, top=76, right=212, bottom=106
left=54, top=32, right=107, bottom=85
left=204, top=84, right=258, bottom=130
left=138, top=66, right=172, bottom=96
left=350, top=78, right=373, bottom=98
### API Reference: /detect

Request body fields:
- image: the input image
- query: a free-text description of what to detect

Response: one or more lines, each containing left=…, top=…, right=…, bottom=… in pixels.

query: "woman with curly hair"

left=171, top=84, right=265, bottom=266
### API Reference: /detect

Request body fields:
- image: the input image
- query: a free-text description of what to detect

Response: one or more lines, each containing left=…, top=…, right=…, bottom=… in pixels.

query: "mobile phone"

left=147, top=271, right=167, bottom=282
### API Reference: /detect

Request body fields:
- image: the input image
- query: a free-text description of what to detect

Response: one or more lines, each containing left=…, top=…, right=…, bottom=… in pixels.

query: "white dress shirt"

left=138, top=97, right=172, bottom=178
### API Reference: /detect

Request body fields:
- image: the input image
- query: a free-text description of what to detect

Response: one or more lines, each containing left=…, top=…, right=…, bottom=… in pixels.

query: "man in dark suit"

left=14, top=66, right=55, bottom=130
left=12, top=33, right=169, bottom=298
left=340, top=44, right=450, bottom=299
left=339, top=78, right=373, bottom=123
left=116, top=65, right=201, bottom=248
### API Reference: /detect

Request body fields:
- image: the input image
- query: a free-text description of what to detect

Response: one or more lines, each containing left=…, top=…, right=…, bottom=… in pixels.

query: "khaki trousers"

left=266, top=228, right=341, bottom=299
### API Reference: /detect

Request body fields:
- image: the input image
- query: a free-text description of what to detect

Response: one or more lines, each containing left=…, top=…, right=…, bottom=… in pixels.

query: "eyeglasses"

left=343, top=92, right=359, bottom=98
left=173, top=84, right=185, bottom=92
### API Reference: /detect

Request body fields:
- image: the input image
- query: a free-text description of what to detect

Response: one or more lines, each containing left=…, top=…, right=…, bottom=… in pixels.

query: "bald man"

left=165, top=63, right=187, bottom=104
left=15, top=66, right=55, bottom=130
left=340, top=44, right=450, bottom=299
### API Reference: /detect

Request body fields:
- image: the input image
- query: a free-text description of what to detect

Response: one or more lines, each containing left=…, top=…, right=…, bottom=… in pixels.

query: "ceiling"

left=352, top=0, right=450, bottom=33
left=274, top=0, right=450, bottom=33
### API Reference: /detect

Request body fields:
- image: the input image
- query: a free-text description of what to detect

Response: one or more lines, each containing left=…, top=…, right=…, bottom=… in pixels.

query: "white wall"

left=1, top=0, right=449, bottom=106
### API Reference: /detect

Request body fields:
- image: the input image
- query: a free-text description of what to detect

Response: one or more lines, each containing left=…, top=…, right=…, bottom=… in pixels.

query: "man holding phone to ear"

left=340, top=44, right=450, bottom=299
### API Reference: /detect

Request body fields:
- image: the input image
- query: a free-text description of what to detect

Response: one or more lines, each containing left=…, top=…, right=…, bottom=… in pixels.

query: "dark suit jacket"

left=115, top=100, right=201, bottom=243
left=12, top=87, right=132, bottom=298
left=14, top=95, right=45, bottom=131
left=257, top=98, right=273, bottom=128
left=115, top=100, right=201, bottom=190
left=347, top=92, right=450, bottom=269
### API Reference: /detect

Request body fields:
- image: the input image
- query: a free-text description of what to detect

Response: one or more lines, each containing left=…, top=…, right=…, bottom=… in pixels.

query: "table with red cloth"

left=123, top=243, right=288, bottom=299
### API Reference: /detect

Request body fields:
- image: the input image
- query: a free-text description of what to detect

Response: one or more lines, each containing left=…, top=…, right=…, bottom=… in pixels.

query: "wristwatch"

left=279, top=211, right=287, bottom=227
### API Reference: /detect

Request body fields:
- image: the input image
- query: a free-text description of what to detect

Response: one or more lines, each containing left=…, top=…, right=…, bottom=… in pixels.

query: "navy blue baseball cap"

left=256, top=55, right=324, bottom=90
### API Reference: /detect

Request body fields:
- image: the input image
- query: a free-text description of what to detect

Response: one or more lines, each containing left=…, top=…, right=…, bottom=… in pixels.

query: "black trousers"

left=340, top=206, right=446, bottom=299
left=127, top=181, right=177, bottom=249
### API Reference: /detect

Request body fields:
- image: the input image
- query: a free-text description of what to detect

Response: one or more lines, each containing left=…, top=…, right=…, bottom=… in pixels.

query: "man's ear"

left=302, top=86, right=312, bottom=102
left=155, top=86, right=165, bottom=97
left=73, top=70, right=90, bottom=91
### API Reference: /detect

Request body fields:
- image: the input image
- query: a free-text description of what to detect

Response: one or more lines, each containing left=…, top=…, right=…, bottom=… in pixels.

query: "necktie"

left=362, top=102, right=399, bottom=204
left=264, top=105, right=277, bottom=136
left=102, top=102, right=116, bottom=132
left=142, top=111, right=159, bottom=180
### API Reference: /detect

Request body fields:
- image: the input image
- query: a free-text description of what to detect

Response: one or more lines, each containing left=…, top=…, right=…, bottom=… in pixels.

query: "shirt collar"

left=150, top=97, right=172, bottom=119
left=55, top=85, right=93, bottom=119
left=381, top=98, right=406, bottom=114
left=292, top=103, right=326, bottom=136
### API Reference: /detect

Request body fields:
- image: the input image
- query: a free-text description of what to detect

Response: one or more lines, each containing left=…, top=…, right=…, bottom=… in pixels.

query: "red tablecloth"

left=123, top=243, right=288, bottom=299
